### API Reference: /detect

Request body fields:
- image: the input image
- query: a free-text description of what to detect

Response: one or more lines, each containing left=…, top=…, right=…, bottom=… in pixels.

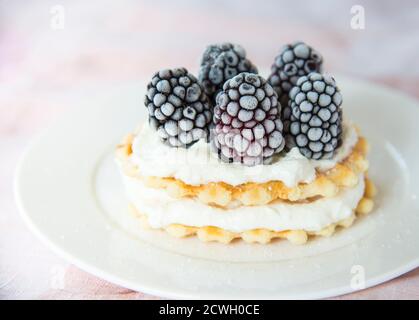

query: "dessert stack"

left=116, top=42, right=375, bottom=244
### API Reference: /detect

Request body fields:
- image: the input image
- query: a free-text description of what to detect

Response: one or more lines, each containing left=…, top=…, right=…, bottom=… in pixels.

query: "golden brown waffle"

left=128, top=177, right=376, bottom=245
left=116, top=132, right=370, bottom=207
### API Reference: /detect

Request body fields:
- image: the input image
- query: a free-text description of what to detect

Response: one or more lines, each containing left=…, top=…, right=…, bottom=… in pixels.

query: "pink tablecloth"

left=1, top=0, right=418, bottom=299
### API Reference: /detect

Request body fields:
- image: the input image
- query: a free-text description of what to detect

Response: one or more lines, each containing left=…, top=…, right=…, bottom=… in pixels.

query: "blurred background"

left=1, top=0, right=419, bottom=299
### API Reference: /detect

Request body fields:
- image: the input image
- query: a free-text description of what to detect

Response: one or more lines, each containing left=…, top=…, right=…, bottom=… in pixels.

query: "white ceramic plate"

left=15, top=76, right=419, bottom=299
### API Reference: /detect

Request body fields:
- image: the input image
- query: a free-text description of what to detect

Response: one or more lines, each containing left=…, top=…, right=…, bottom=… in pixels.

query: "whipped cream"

left=130, top=122, right=358, bottom=187
left=122, top=174, right=365, bottom=232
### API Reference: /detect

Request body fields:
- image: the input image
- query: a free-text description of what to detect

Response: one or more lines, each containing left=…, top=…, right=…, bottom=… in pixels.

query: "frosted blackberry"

left=212, top=73, right=285, bottom=166
left=268, top=42, right=323, bottom=133
left=198, top=43, right=258, bottom=102
left=144, top=68, right=212, bottom=148
left=287, top=73, right=343, bottom=160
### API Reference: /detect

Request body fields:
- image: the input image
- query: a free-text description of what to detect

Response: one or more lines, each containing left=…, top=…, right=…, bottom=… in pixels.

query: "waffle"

left=116, top=132, right=369, bottom=208
left=128, top=176, right=376, bottom=244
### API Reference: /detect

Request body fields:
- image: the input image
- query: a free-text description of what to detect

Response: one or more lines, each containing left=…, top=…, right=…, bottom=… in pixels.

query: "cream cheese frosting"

left=122, top=174, right=365, bottom=233
left=129, top=121, right=358, bottom=187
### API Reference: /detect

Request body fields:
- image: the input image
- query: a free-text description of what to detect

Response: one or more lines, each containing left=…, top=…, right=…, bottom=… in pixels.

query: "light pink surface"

left=1, top=0, right=419, bottom=299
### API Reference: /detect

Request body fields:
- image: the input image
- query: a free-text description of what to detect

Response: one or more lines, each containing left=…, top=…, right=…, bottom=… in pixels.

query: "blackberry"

left=144, top=68, right=212, bottom=148
left=268, top=42, right=323, bottom=134
left=198, top=43, right=258, bottom=102
left=287, top=73, right=343, bottom=160
left=212, top=73, right=285, bottom=166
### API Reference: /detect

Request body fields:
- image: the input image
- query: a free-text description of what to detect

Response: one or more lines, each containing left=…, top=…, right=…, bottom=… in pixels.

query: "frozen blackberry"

left=268, top=42, right=323, bottom=133
left=212, top=73, right=285, bottom=166
left=287, top=73, right=343, bottom=160
left=144, top=68, right=212, bottom=148
left=198, top=43, right=258, bottom=102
